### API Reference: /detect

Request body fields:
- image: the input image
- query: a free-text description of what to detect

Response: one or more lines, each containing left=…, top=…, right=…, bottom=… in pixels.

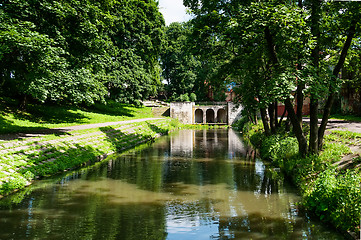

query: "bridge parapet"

left=170, top=102, right=242, bottom=125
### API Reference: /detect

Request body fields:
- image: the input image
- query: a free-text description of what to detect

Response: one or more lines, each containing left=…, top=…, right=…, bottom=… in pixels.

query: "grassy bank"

left=0, top=97, right=153, bottom=134
left=0, top=118, right=180, bottom=197
left=242, top=123, right=361, bottom=237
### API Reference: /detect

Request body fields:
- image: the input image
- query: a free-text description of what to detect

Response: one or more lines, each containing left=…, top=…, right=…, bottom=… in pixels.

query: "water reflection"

left=0, top=129, right=344, bottom=239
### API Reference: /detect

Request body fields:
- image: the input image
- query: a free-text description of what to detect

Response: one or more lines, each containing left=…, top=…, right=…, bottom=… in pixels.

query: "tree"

left=0, top=0, right=165, bottom=106
left=161, top=22, right=199, bottom=101
left=161, top=21, right=229, bottom=102
left=184, top=0, right=361, bottom=155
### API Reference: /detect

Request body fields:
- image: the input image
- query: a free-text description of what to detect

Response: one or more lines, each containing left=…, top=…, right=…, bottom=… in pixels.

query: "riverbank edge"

left=0, top=120, right=229, bottom=199
left=241, top=123, right=361, bottom=239
left=0, top=118, right=181, bottom=198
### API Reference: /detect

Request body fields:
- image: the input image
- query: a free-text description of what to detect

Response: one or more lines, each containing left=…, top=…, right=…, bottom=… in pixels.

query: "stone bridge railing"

left=170, top=102, right=242, bottom=125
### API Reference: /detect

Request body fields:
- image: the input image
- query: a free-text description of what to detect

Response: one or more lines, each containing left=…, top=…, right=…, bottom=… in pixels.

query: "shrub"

left=189, top=93, right=197, bottom=102
left=244, top=123, right=361, bottom=235
left=180, top=93, right=190, bottom=102
left=232, top=115, right=250, bottom=132
left=260, top=135, right=298, bottom=162
left=305, top=169, right=361, bottom=233
left=243, top=122, right=264, bottom=148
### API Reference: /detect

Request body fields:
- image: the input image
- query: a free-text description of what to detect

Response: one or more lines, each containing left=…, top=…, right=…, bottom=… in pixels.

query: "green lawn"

left=0, top=98, right=154, bottom=134
left=329, top=114, right=361, bottom=122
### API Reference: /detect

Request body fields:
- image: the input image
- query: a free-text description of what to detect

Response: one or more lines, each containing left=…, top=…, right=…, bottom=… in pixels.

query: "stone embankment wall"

left=0, top=119, right=173, bottom=197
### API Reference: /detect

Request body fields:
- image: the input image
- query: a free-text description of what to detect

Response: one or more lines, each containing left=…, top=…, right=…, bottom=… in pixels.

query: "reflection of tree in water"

left=0, top=129, right=342, bottom=239
left=217, top=213, right=340, bottom=240
left=0, top=184, right=168, bottom=240
left=93, top=129, right=282, bottom=195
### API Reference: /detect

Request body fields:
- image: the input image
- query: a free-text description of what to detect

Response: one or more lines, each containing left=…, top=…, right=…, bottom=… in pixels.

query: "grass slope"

left=0, top=98, right=153, bottom=134
left=0, top=118, right=180, bottom=197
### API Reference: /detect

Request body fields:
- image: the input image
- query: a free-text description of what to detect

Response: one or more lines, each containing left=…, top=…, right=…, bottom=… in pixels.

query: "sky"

left=158, top=0, right=192, bottom=25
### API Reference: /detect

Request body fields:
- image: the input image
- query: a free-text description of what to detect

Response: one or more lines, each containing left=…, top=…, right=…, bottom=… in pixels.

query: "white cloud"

left=158, top=0, right=192, bottom=25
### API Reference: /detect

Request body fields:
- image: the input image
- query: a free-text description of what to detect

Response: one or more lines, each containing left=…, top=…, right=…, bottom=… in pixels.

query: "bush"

left=232, top=115, right=250, bottom=131
left=244, top=123, right=361, bottom=235
left=189, top=93, right=197, bottom=102
left=180, top=93, right=190, bottom=102
left=305, top=169, right=361, bottom=233
left=243, top=122, right=264, bottom=148
left=260, top=135, right=298, bottom=162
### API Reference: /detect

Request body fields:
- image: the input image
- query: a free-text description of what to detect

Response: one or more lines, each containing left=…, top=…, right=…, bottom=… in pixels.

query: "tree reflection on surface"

left=0, top=129, right=344, bottom=239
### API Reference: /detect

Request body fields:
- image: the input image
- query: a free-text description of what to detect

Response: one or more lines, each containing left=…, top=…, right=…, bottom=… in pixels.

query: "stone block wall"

left=227, top=102, right=243, bottom=125
left=170, top=102, right=194, bottom=124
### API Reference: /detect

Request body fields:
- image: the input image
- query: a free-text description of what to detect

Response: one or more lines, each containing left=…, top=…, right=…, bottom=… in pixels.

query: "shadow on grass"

left=5, top=104, right=90, bottom=124
left=0, top=100, right=91, bottom=137
left=0, top=100, right=145, bottom=137
left=99, top=126, right=131, bottom=152
left=87, top=102, right=136, bottom=117
left=146, top=122, right=168, bottom=135
left=0, top=115, right=72, bottom=140
left=99, top=121, right=169, bottom=154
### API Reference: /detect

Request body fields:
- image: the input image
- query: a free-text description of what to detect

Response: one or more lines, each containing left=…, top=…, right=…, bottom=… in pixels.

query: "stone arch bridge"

left=170, top=102, right=243, bottom=125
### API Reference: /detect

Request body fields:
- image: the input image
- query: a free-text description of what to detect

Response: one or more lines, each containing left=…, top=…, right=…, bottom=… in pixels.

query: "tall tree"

left=161, top=21, right=227, bottom=102
left=161, top=22, right=199, bottom=101
left=184, top=0, right=360, bottom=155
left=0, top=0, right=165, bottom=106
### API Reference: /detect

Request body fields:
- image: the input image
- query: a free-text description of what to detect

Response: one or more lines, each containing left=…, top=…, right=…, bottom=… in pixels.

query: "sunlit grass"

left=0, top=98, right=154, bottom=134
left=329, top=114, right=361, bottom=122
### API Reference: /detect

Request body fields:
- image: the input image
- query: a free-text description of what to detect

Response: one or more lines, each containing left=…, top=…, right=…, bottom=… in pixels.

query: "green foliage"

left=161, top=22, right=199, bottom=100
left=242, top=122, right=264, bottom=148
left=0, top=0, right=165, bottom=105
left=261, top=136, right=298, bottom=162
left=232, top=115, right=250, bottom=131
left=0, top=173, right=29, bottom=196
left=305, top=169, right=361, bottom=233
left=161, top=22, right=225, bottom=102
left=244, top=123, right=361, bottom=235
left=189, top=93, right=197, bottom=102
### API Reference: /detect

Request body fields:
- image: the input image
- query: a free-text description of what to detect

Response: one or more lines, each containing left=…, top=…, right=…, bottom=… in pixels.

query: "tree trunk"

left=20, top=94, right=28, bottom=111
left=285, top=98, right=308, bottom=156
left=268, top=103, right=276, bottom=134
left=309, top=0, right=321, bottom=154
left=318, top=93, right=334, bottom=148
left=274, top=101, right=278, bottom=128
left=260, top=107, right=271, bottom=136
left=296, top=83, right=304, bottom=127
left=285, top=115, right=290, bottom=132
left=264, top=26, right=279, bottom=66
left=309, top=97, right=319, bottom=154
left=318, top=20, right=357, bottom=149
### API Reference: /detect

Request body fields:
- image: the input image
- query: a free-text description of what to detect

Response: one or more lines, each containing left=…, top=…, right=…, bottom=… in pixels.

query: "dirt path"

left=310, top=118, right=361, bottom=170
left=0, top=118, right=164, bottom=141
left=302, top=118, right=361, bottom=133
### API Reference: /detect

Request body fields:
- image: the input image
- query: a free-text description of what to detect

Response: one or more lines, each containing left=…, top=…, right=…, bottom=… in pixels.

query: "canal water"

left=0, top=129, right=344, bottom=239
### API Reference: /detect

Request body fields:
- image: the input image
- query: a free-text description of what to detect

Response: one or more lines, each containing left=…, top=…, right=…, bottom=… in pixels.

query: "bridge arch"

left=217, top=109, right=227, bottom=123
left=206, top=109, right=215, bottom=123
left=195, top=109, right=203, bottom=123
